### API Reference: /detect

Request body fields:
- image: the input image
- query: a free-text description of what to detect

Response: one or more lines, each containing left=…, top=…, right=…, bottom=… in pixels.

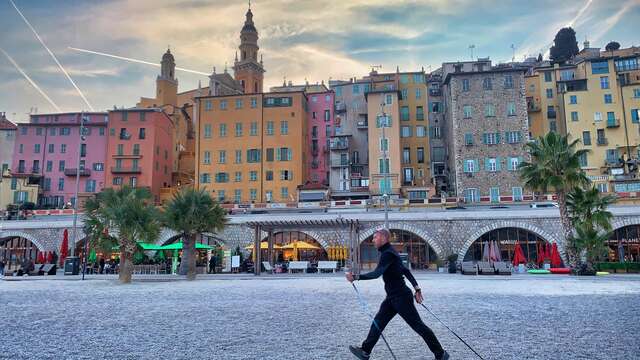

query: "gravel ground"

left=1, top=273, right=639, bottom=360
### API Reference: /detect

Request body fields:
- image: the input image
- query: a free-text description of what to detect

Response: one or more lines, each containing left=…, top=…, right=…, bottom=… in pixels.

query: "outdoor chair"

left=28, top=264, right=44, bottom=276
left=262, top=262, right=274, bottom=274
left=288, top=261, right=309, bottom=273
left=494, top=261, right=512, bottom=275
left=317, top=261, right=338, bottom=273
left=477, top=261, right=496, bottom=275
left=39, top=264, right=56, bottom=275
left=461, top=261, right=478, bottom=275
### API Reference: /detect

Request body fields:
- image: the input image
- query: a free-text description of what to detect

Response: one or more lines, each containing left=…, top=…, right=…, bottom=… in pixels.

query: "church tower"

left=233, top=4, right=265, bottom=94
left=156, top=48, right=178, bottom=106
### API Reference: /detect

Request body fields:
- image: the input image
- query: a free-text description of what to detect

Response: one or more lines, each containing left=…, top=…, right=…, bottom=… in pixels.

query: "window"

left=48, top=144, right=54, bottom=153
left=571, top=111, right=579, bottom=121
left=631, top=109, right=639, bottom=123
left=415, top=88, right=422, bottom=99
left=266, top=171, right=273, bottom=181
left=220, top=100, right=227, bottom=110
left=430, top=126, right=441, bottom=139
left=235, top=99, right=243, bottom=109
left=10, top=177, right=17, bottom=190
left=504, top=75, right=514, bottom=88
left=594, top=112, right=603, bottom=122
left=486, top=158, right=498, bottom=172
left=582, top=131, right=591, bottom=146
left=218, top=150, right=226, bottom=164
left=484, top=104, right=496, bottom=117
left=218, top=123, right=226, bottom=137
left=401, top=126, right=411, bottom=138
left=463, top=105, right=473, bottom=118
left=280, top=170, right=293, bottom=181
left=512, top=187, right=523, bottom=201
left=335, top=87, right=342, bottom=97
left=462, top=79, right=470, bottom=92
left=276, top=147, right=292, bottom=161
left=266, top=121, right=274, bottom=135
left=132, top=144, right=140, bottom=156
left=247, top=149, right=261, bottom=163
left=281, top=187, right=289, bottom=200
left=380, top=138, right=388, bottom=151
left=464, top=189, right=480, bottom=203
left=430, top=102, right=441, bottom=113
left=36, top=127, right=43, bottom=136
left=85, top=180, right=96, bottom=193
left=215, top=172, right=229, bottom=183
left=606, top=149, right=619, bottom=164
left=324, top=110, right=330, bottom=122
left=376, top=115, right=391, bottom=128
left=132, top=159, right=139, bottom=170
left=204, top=100, right=212, bottom=111
left=463, top=159, right=478, bottom=173
left=326, top=125, right=331, bottom=137
left=34, top=144, right=41, bottom=153
left=266, top=148, right=274, bottom=162
left=249, top=189, right=257, bottom=201
left=203, top=151, right=211, bottom=164
left=280, top=121, right=288, bottom=135
left=483, top=132, right=500, bottom=145
left=139, top=128, right=145, bottom=139
left=544, top=72, right=552, bottom=82
left=578, top=153, right=588, bottom=167
left=235, top=123, right=243, bottom=137
left=506, top=131, right=521, bottom=144
left=607, top=111, right=616, bottom=124
left=80, top=144, right=87, bottom=157
left=117, top=144, right=124, bottom=156
left=464, top=133, right=474, bottom=145
left=232, top=149, right=241, bottom=164
left=57, top=178, right=65, bottom=191
left=235, top=171, right=242, bottom=182
left=591, top=61, right=609, bottom=74
left=43, top=178, right=51, bottom=191
left=403, top=167, right=414, bottom=184
left=600, top=76, right=610, bottom=89
left=400, top=106, right=410, bottom=121
left=249, top=171, right=258, bottom=181
left=385, top=94, right=393, bottom=105
left=352, top=84, right=360, bottom=94
left=546, top=88, right=553, bottom=99
left=597, top=129, right=606, bottom=144
left=58, top=160, right=65, bottom=171
left=416, top=147, right=425, bottom=164
left=416, top=126, right=426, bottom=138
left=634, top=89, right=640, bottom=98
left=93, top=163, right=104, bottom=171
left=113, top=177, right=123, bottom=185
left=507, top=157, right=522, bottom=171
left=416, top=106, right=424, bottom=120
left=604, top=94, right=613, bottom=104
left=378, top=158, right=390, bottom=174
left=507, top=102, right=516, bottom=116
left=204, top=124, right=212, bottom=138
left=109, top=128, right=115, bottom=136
left=483, top=78, right=492, bottom=90
left=402, top=148, right=410, bottom=164
left=569, top=95, right=577, bottom=104
left=217, top=190, right=226, bottom=202
left=19, top=144, right=23, bottom=153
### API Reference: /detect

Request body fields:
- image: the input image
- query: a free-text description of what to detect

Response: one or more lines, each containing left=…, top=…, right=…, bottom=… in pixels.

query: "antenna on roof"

left=469, top=44, right=475, bottom=60
left=510, top=44, right=516, bottom=62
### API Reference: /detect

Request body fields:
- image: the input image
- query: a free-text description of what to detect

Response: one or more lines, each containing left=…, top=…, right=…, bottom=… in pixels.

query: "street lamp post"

left=379, top=101, right=390, bottom=230
left=70, top=112, right=87, bottom=277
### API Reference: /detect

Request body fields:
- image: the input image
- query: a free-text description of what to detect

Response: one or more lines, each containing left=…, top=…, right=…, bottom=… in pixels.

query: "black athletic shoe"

left=436, top=350, right=450, bottom=360
left=349, top=345, right=370, bottom=359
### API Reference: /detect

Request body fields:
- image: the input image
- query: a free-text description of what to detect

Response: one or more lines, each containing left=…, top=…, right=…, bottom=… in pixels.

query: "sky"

left=0, top=0, right=639, bottom=122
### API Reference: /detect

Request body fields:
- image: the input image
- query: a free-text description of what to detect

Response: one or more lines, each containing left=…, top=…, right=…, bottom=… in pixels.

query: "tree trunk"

left=557, top=190, right=576, bottom=268
left=118, top=246, right=133, bottom=284
left=179, top=233, right=198, bottom=280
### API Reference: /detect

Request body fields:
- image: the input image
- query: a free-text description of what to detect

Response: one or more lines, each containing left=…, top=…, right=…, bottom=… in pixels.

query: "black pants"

left=361, top=292, right=444, bottom=357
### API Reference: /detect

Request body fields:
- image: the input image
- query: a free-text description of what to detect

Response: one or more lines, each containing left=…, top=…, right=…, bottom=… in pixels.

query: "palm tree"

left=519, top=132, right=589, bottom=266
left=88, top=187, right=160, bottom=283
left=162, top=188, right=226, bottom=280
left=567, top=186, right=616, bottom=231
left=83, top=196, right=117, bottom=254
left=570, top=224, right=611, bottom=267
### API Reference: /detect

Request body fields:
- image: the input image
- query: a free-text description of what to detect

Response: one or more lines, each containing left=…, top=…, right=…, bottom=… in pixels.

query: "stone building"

left=443, top=62, right=530, bottom=203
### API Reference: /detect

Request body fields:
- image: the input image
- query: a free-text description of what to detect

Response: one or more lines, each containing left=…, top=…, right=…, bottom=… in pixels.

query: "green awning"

left=111, top=242, right=163, bottom=251
left=158, top=242, right=214, bottom=250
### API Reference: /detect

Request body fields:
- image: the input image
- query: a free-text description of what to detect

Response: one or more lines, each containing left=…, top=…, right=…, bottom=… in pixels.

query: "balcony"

left=119, top=132, right=132, bottom=140
left=606, top=118, right=620, bottom=128
left=335, top=102, right=346, bottom=113
left=330, top=139, right=349, bottom=150
left=547, top=110, right=557, bottom=118
left=429, top=89, right=441, bottom=97
left=357, top=120, right=368, bottom=129
left=331, top=160, right=350, bottom=168
left=311, top=160, right=319, bottom=169
left=527, top=99, right=541, bottom=112
left=597, top=137, right=609, bottom=146
left=311, top=148, right=319, bottom=156
left=111, top=166, right=142, bottom=174
left=64, top=168, right=91, bottom=177
left=112, top=154, right=143, bottom=159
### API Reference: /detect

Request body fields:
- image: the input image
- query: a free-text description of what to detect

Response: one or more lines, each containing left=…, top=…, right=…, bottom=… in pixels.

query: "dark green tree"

left=550, top=27, right=579, bottom=63
left=605, top=41, right=621, bottom=52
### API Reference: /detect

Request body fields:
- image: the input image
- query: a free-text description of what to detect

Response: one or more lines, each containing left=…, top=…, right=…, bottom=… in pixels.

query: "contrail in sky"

left=68, top=47, right=210, bottom=76
left=10, top=0, right=95, bottom=111
left=0, top=47, right=62, bottom=112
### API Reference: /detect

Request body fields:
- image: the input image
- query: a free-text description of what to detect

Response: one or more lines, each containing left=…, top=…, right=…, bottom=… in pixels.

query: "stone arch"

left=610, top=218, right=640, bottom=233
left=260, top=230, right=328, bottom=250
left=457, top=220, right=562, bottom=262
left=155, top=228, right=181, bottom=246
left=0, top=231, right=46, bottom=251
left=359, top=223, right=445, bottom=259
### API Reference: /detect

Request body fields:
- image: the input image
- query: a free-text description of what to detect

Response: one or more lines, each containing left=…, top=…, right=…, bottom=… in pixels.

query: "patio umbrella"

left=536, top=243, right=545, bottom=266
left=551, top=243, right=562, bottom=267
left=482, top=241, right=490, bottom=262
left=512, top=242, right=527, bottom=266
left=244, top=242, right=283, bottom=250
left=281, top=241, right=321, bottom=250
left=47, top=251, right=54, bottom=264
left=88, top=249, right=97, bottom=263
left=37, top=252, right=44, bottom=264
left=493, top=241, right=502, bottom=261
left=545, top=243, right=552, bottom=263
left=60, top=229, right=69, bottom=266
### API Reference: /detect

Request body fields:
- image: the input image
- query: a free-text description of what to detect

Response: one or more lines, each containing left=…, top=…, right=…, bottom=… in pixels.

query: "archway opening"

left=606, top=225, right=640, bottom=262
left=360, top=229, right=438, bottom=270
left=259, top=231, right=327, bottom=263
left=463, top=227, right=548, bottom=264
left=0, top=236, right=42, bottom=273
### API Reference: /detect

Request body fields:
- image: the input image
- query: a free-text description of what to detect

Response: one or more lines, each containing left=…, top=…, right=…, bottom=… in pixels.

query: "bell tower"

left=156, top=48, right=178, bottom=106
left=233, top=4, right=265, bottom=94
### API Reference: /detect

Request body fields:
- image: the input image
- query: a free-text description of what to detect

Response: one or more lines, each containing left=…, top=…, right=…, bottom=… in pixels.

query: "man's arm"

left=402, top=266, right=420, bottom=290
left=356, top=252, right=393, bottom=281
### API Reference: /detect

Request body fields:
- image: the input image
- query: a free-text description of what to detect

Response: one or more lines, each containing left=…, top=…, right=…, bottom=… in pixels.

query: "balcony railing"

left=112, top=154, right=143, bottom=159
left=330, top=160, right=350, bottom=168
left=335, top=102, right=346, bottom=113
left=429, top=89, right=441, bottom=97
left=119, top=132, right=132, bottom=140
left=111, top=166, right=142, bottom=174
left=606, top=118, right=620, bottom=128
left=547, top=110, right=557, bottom=118
left=330, top=140, right=349, bottom=150
left=527, top=102, right=541, bottom=112
left=64, top=168, right=91, bottom=177
left=357, top=120, right=368, bottom=129
left=597, top=137, right=608, bottom=146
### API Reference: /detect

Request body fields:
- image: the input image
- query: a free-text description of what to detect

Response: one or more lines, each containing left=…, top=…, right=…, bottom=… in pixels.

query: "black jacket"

left=357, top=242, right=418, bottom=297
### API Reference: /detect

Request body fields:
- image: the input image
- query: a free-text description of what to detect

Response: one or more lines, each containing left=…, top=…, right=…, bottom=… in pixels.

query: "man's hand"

left=345, top=272, right=354, bottom=283
left=414, top=290, right=423, bottom=304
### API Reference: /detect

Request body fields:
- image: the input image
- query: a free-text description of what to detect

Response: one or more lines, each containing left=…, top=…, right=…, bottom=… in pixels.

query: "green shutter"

left=518, top=157, right=524, bottom=169
left=496, top=157, right=502, bottom=171
left=482, top=133, right=487, bottom=144
left=507, top=157, right=513, bottom=171
left=484, top=158, right=490, bottom=171
left=474, top=159, right=480, bottom=172
left=287, top=148, right=292, bottom=161
left=276, top=148, right=281, bottom=161
left=463, top=160, right=469, bottom=173
left=495, top=133, right=501, bottom=144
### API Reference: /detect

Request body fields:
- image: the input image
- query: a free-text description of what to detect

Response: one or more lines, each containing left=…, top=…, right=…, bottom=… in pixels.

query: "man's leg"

left=394, top=294, right=445, bottom=358
left=361, top=297, right=397, bottom=354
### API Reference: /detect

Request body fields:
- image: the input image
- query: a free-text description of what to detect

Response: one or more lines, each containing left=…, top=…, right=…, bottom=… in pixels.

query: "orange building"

left=105, top=109, right=174, bottom=203
left=195, top=92, right=308, bottom=203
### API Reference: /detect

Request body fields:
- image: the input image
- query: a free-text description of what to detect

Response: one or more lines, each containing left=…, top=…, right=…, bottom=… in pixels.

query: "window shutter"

left=287, top=148, right=292, bottom=161
left=276, top=148, right=281, bottom=161
left=474, top=159, right=480, bottom=172
left=507, top=157, right=513, bottom=171
left=496, top=157, right=502, bottom=171
left=484, top=158, right=490, bottom=171
left=463, top=160, right=469, bottom=173
left=482, top=133, right=487, bottom=144
left=495, top=133, right=501, bottom=144
left=518, top=157, right=524, bottom=168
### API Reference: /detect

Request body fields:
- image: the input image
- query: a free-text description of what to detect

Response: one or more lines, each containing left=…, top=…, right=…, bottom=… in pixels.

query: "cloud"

left=38, top=65, right=123, bottom=78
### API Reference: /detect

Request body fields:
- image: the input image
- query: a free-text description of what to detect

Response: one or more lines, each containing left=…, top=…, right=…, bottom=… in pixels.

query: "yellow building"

left=195, top=92, right=308, bottom=203
left=366, top=90, right=401, bottom=196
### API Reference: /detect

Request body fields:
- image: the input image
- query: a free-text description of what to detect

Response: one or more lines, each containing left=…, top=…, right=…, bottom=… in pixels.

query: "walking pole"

left=350, top=282, right=398, bottom=360
left=419, top=302, right=485, bottom=360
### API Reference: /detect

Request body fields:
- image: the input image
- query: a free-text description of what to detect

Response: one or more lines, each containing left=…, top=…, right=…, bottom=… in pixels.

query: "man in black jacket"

left=346, top=229, right=449, bottom=360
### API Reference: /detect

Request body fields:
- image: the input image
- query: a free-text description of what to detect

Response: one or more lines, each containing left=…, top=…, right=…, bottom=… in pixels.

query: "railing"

left=330, top=141, right=349, bottom=150
left=64, top=168, right=91, bottom=177
left=429, top=89, right=441, bottom=97
left=527, top=102, right=541, bottom=112
left=112, top=154, right=143, bottom=158
left=119, top=133, right=132, bottom=140
left=606, top=118, right=620, bottom=128
left=111, top=166, right=142, bottom=174
left=597, top=137, right=609, bottom=146
left=330, top=160, right=350, bottom=167
left=335, top=103, right=346, bottom=113
left=357, top=120, right=368, bottom=129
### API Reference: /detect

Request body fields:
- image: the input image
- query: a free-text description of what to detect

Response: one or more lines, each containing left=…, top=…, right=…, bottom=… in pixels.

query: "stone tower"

left=156, top=48, right=178, bottom=106
left=233, top=5, right=265, bottom=94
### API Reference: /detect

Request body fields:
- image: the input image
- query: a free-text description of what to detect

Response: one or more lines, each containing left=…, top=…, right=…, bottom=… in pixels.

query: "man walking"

left=346, top=229, right=449, bottom=360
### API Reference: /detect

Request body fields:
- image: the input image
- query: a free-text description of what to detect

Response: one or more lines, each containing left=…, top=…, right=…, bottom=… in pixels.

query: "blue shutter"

left=632, top=109, right=639, bottom=123
left=495, top=133, right=501, bottom=144
left=287, top=148, right=292, bottom=161
left=463, top=160, right=469, bottom=173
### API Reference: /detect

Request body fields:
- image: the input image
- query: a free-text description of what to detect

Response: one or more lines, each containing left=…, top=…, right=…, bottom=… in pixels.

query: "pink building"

left=306, top=90, right=335, bottom=185
left=12, top=112, right=108, bottom=208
